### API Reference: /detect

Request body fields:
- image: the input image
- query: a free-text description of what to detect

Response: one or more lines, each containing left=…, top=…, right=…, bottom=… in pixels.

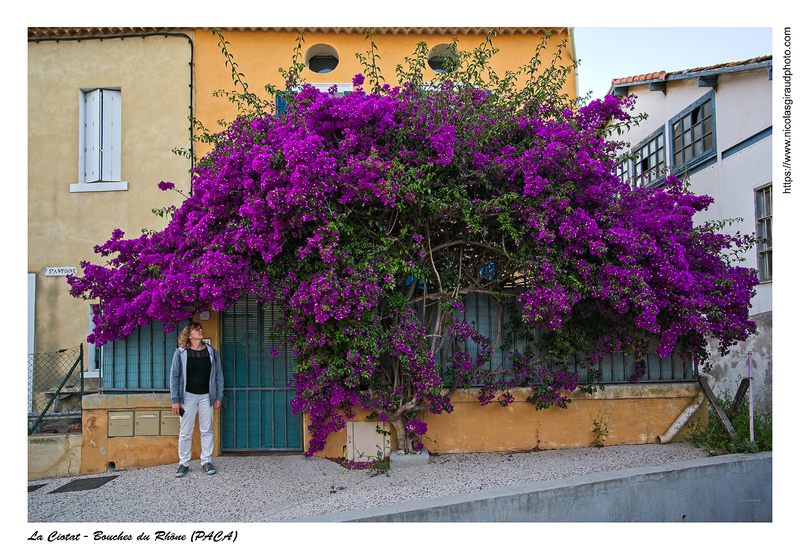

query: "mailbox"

left=107, top=411, right=133, bottom=437
left=134, top=410, right=160, bottom=436
left=160, top=410, right=181, bottom=436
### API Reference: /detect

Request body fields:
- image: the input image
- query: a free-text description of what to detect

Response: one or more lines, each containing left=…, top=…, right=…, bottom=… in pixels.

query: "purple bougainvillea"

left=68, top=35, right=758, bottom=454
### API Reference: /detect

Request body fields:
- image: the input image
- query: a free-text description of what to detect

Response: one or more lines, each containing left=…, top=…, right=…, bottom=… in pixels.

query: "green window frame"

left=632, top=127, right=666, bottom=188
left=755, top=185, right=772, bottom=282
left=617, top=157, right=631, bottom=185
left=670, top=91, right=716, bottom=173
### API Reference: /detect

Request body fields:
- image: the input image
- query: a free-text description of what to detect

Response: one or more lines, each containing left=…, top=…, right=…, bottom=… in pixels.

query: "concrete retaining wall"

left=28, top=433, right=82, bottom=481
left=301, top=452, right=771, bottom=522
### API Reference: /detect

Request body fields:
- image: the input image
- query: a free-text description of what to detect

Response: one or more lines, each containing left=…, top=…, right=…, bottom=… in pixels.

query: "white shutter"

left=101, top=89, right=121, bottom=181
left=84, top=89, right=101, bottom=182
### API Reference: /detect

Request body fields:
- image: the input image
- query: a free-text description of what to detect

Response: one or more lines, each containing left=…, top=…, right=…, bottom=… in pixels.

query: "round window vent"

left=428, top=43, right=459, bottom=73
left=306, top=44, right=339, bottom=74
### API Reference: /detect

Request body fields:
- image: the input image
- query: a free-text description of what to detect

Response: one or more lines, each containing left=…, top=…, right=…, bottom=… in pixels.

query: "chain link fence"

left=28, top=345, right=84, bottom=434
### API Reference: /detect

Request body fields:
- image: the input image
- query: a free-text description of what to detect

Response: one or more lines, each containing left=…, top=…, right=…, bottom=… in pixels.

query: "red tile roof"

left=610, top=55, right=772, bottom=91
left=28, top=27, right=568, bottom=39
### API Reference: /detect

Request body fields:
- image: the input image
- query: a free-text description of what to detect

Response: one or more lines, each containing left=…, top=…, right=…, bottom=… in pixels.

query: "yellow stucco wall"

left=81, top=392, right=221, bottom=475
left=307, top=383, right=707, bottom=458
left=193, top=28, right=576, bottom=157
left=28, top=34, right=194, bottom=355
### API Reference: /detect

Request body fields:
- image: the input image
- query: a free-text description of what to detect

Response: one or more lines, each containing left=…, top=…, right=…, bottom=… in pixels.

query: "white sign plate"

left=43, top=267, right=78, bottom=277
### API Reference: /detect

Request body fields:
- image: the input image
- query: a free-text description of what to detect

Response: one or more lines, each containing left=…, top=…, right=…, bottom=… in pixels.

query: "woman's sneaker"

left=202, top=462, right=217, bottom=475
left=175, top=464, right=189, bottom=478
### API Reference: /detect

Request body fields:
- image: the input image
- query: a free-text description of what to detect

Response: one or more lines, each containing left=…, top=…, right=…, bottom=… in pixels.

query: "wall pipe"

left=749, top=352, right=754, bottom=442
left=657, top=373, right=715, bottom=444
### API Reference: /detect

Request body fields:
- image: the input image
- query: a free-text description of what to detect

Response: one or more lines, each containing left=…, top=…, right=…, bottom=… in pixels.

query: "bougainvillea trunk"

left=390, top=415, right=413, bottom=455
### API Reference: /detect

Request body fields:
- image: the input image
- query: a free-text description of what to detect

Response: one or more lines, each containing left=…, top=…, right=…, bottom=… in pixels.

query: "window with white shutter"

left=71, top=88, right=127, bottom=192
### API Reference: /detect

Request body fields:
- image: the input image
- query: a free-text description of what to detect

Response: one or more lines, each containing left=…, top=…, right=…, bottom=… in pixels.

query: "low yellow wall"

left=306, top=382, right=706, bottom=458
left=79, top=382, right=704, bottom=471
left=81, top=393, right=221, bottom=475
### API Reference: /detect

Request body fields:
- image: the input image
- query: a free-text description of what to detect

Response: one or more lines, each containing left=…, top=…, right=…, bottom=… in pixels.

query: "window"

left=71, top=88, right=127, bottom=192
left=275, top=84, right=353, bottom=115
left=617, top=158, right=630, bottom=185
left=670, top=91, right=716, bottom=173
left=632, top=128, right=666, bottom=187
left=755, top=185, right=772, bottom=281
left=305, top=44, right=339, bottom=74
left=428, top=43, right=460, bottom=73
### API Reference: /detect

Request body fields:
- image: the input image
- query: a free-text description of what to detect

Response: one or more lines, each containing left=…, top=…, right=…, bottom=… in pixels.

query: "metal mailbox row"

left=108, top=410, right=181, bottom=437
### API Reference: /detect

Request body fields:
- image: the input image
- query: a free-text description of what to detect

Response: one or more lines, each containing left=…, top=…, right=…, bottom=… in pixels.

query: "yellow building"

left=28, top=27, right=704, bottom=476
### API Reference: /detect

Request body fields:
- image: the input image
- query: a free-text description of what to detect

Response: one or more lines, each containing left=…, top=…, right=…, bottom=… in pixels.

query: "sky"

left=572, top=27, right=774, bottom=100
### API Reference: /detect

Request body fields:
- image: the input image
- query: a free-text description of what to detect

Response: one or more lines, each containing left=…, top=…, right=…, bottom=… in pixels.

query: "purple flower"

left=69, top=44, right=757, bottom=457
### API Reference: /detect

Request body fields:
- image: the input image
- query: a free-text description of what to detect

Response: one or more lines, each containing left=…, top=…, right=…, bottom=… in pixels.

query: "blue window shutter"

left=100, top=320, right=187, bottom=390
left=276, top=92, right=288, bottom=115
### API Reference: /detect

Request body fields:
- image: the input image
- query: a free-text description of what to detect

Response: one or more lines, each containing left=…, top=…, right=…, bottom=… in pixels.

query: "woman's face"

left=190, top=325, right=204, bottom=340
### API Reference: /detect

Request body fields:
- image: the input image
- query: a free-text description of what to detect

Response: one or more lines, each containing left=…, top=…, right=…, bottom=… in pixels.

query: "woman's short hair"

left=177, top=321, right=203, bottom=349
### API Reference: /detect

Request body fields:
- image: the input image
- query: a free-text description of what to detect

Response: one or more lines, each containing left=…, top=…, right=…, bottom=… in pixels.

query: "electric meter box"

left=160, top=410, right=181, bottom=436
left=107, top=411, right=133, bottom=437
left=346, top=421, right=391, bottom=462
left=134, top=410, right=160, bottom=436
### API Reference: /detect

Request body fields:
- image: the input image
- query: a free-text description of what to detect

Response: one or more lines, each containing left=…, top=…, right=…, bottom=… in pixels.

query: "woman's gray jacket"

left=170, top=345, right=224, bottom=405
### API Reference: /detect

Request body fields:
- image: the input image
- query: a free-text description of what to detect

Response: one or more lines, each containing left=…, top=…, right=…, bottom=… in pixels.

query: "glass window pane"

left=765, top=188, right=772, bottom=216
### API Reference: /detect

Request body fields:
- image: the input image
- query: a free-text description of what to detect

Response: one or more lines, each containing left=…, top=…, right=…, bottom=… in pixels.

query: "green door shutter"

left=221, top=295, right=302, bottom=451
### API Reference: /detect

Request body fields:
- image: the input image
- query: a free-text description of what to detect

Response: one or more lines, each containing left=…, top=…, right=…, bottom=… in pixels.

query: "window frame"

left=669, top=90, right=717, bottom=175
left=755, top=184, right=772, bottom=282
left=631, top=126, right=667, bottom=188
left=71, top=87, right=128, bottom=193
left=276, top=83, right=354, bottom=115
left=617, top=157, right=631, bottom=185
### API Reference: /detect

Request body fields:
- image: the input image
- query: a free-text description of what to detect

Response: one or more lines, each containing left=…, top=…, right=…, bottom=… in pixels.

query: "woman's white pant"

left=178, top=392, right=214, bottom=466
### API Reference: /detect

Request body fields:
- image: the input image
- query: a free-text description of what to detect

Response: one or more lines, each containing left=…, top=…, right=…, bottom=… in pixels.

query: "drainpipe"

left=657, top=373, right=715, bottom=444
left=749, top=352, right=755, bottom=442
left=567, top=27, right=578, bottom=97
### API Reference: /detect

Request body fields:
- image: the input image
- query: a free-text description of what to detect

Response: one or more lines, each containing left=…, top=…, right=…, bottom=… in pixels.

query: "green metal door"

left=221, top=295, right=303, bottom=451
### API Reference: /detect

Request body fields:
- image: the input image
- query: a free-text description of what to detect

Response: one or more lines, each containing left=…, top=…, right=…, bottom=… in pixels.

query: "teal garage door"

left=220, top=295, right=303, bottom=451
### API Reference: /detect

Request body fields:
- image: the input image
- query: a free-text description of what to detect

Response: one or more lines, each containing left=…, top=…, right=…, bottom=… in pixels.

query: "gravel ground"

left=28, top=443, right=709, bottom=523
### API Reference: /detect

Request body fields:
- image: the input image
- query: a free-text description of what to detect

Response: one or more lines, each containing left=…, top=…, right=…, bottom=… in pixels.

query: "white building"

left=609, top=56, right=772, bottom=409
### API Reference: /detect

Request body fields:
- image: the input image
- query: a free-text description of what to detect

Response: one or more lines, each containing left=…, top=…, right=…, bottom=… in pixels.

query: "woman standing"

left=170, top=321, right=224, bottom=477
